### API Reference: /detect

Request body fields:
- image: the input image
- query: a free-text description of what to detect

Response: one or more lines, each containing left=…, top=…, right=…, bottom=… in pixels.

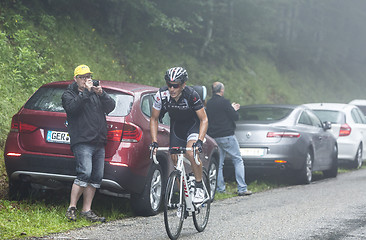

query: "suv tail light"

left=107, top=122, right=142, bottom=142
left=267, top=132, right=300, bottom=138
left=339, top=123, right=351, bottom=136
left=107, top=129, right=123, bottom=142
left=10, top=115, right=19, bottom=132
left=122, top=123, right=142, bottom=142
left=10, top=115, right=38, bottom=133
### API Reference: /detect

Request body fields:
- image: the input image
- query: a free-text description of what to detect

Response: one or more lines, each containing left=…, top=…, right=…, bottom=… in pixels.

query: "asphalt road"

left=48, top=169, right=366, bottom=240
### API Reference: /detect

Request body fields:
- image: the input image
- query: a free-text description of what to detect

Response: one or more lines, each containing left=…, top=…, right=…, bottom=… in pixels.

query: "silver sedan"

left=233, top=104, right=338, bottom=184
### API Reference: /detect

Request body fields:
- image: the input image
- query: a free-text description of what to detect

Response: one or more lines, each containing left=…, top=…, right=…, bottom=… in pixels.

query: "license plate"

left=240, top=148, right=266, bottom=157
left=46, top=130, right=70, bottom=144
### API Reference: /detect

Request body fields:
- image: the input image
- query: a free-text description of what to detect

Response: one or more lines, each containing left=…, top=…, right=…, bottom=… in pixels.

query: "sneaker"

left=238, top=190, right=252, bottom=196
left=80, top=210, right=106, bottom=223
left=193, top=187, right=205, bottom=203
left=66, top=207, right=77, bottom=221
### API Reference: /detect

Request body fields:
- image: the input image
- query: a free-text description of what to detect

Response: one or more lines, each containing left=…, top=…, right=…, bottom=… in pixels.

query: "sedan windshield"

left=24, top=87, right=133, bottom=117
left=238, top=107, right=293, bottom=122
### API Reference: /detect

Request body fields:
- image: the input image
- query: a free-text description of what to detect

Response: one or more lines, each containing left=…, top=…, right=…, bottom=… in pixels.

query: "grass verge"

left=0, top=189, right=132, bottom=239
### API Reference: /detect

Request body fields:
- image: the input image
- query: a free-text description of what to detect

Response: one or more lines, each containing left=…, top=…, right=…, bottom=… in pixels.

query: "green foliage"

left=0, top=8, right=67, bottom=146
left=39, top=14, right=56, bottom=31
left=136, top=0, right=190, bottom=33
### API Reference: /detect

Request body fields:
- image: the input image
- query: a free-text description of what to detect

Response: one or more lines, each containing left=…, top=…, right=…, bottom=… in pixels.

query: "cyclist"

left=150, top=67, right=208, bottom=203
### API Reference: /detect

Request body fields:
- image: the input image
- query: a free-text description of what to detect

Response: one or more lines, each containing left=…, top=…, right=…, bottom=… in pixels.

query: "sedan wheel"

left=208, top=159, right=218, bottom=201
left=131, top=164, right=163, bottom=216
left=352, top=145, right=363, bottom=169
left=323, top=144, right=338, bottom=178
left=298, top=151, right=313, bottom=184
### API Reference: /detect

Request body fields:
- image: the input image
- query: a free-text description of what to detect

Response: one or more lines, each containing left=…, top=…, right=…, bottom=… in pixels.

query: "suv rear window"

left=24, top=87, right=133, bottom=117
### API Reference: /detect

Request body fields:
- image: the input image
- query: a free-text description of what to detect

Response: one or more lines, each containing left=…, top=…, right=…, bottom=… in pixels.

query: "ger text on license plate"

left=240, top=148, right=266, bottom=157
left=46, top=130, right=70, bottom=144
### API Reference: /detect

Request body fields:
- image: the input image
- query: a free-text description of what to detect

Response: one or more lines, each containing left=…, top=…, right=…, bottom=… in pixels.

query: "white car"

left=349, top=99, right=366, bottom=116
left=304, top=103, right=366, bottom=168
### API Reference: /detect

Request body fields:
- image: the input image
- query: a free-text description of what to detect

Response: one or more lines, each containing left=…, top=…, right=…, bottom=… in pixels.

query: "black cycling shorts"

left=170, top=119, right=199, bottom=152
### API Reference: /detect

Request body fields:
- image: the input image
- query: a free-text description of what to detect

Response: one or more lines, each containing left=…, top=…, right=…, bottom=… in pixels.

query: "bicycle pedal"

left=184, top=211, right=189, bottom=219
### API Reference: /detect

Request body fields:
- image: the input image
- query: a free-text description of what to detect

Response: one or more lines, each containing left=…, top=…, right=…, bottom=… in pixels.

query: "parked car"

left=231, top=104, right=338, bottom=184
left=349, top=99, right=366, bottom=116
left=304, top=103, right=366, bottom=168
left=4, top=80, right=219, bottom=216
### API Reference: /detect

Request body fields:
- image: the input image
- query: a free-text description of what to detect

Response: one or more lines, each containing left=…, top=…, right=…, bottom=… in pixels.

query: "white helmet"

left=164, top=67, right=188, bottom=84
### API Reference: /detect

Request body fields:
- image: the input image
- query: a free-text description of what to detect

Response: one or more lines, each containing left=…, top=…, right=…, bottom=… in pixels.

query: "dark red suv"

left=4, top=80, right=219, bottom=216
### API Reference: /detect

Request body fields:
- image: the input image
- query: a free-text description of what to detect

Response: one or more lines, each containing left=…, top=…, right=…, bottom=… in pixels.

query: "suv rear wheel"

left=8, top=180, right=31, bottom=200
left=130, top=163, right=163, bottom=216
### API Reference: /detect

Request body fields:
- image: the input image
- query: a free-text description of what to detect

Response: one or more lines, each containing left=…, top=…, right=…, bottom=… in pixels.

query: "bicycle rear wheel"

left=193, top=170, right=211, bottom=232
left=164, top=170, right=185, bottom=240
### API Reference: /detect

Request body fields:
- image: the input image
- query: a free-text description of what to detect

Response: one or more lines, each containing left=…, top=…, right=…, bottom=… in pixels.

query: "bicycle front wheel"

left=164, top=170, right=185, bottom=240
left=193, top=170, right=211, bottom=232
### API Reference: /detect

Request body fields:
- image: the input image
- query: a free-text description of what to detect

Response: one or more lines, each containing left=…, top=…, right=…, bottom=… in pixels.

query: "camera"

left=92, top=80, right=99, bottom=87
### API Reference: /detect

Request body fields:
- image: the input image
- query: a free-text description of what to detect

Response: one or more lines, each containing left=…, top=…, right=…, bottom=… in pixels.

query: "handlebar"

left=150, top=147, right=159, bottom=165
left=150, top=147, right=200, bottom=165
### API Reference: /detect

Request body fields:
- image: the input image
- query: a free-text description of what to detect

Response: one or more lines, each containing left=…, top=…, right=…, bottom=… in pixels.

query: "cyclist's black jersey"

left=153, top=86, right=204, bottom=124
left=153, top=86, right=204, bottom=147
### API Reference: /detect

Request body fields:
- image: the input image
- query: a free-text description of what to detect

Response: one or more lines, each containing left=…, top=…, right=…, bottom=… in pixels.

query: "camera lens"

left=93, top=80, right=99, bottom=87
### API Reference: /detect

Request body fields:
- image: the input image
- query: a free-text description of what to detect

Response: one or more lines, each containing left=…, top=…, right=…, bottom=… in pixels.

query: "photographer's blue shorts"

left=72, top=143, right=105, bottom=189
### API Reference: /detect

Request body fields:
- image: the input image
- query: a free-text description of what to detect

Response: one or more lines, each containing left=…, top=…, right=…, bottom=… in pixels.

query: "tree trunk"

left=199, top=0, right=214, bottom=58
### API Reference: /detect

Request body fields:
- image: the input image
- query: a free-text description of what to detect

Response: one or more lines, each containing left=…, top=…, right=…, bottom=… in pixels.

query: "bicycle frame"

left=154, top=147, right=210, bottom=211
left=154, top=146, right=211, bottom=239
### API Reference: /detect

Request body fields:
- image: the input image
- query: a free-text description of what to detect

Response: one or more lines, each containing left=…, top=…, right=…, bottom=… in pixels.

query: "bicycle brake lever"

left=153, top=154, right=159, bottom=165
left=150, top=148, right=159, bottom=165
left=193, top=148, right=200, bottom=165
left=149, top=148, right=153, bottom=160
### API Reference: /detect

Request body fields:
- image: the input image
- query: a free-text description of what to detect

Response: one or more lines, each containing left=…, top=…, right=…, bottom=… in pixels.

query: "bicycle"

left=151, top=146, right=211, bottom=240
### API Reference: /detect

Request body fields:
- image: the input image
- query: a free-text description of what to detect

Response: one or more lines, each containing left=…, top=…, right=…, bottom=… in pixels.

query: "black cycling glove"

left=149, top=142, right=159, bottom=150
left=193, top=139, right=203, bottom=153
left=149, top=142, right=158, bottom=160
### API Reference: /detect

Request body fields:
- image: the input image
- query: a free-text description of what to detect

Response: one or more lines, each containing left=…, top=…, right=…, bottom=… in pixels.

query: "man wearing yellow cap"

left=62, top=65, right=115, bottom=222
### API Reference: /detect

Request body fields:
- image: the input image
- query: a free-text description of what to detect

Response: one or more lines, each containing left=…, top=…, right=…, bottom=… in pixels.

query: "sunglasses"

left=77, top=75, right=92, bottom=80
left=167, top=83, right=181, bottom=89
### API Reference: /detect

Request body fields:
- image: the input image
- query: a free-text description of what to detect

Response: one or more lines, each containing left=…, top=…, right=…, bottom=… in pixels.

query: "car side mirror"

left=323, top=121, right=332, bottom=130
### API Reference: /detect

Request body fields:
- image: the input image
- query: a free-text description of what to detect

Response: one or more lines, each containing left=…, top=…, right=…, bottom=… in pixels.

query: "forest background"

left=1, top=0, right=366, bottom=159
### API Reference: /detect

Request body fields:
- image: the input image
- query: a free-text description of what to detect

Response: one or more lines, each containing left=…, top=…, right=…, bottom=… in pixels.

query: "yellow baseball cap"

left=74, top=64, right=93, bottom=77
